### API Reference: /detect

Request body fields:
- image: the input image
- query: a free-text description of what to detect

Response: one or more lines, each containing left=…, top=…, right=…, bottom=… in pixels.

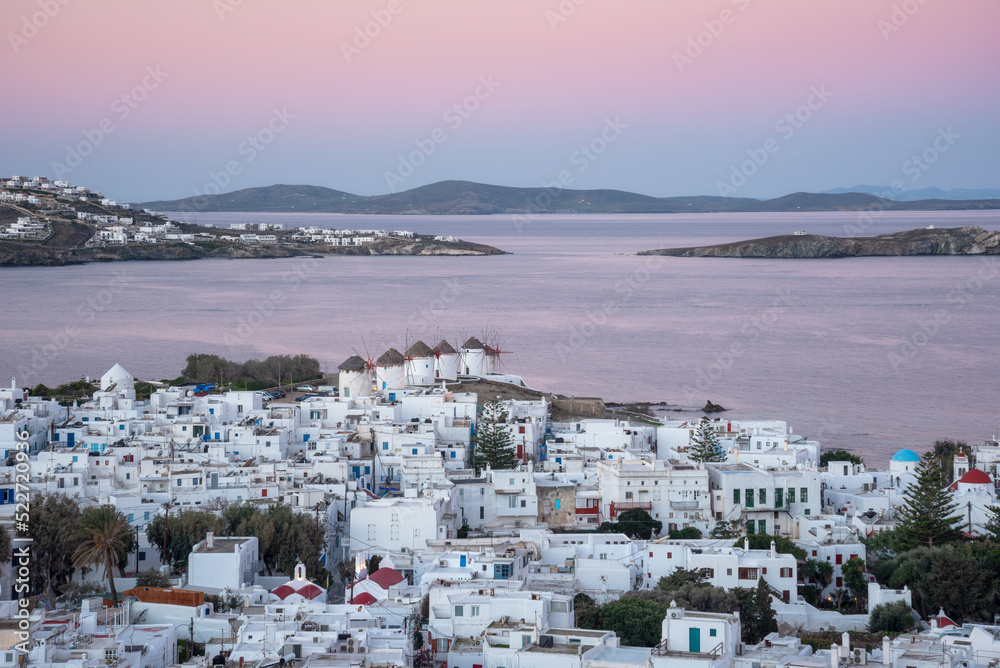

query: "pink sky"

left=2, top=0, right=998, bottom=200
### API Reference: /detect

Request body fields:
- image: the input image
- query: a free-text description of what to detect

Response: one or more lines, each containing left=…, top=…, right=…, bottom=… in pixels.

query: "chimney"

left=831, top=644, right=839, bottom=668
left=744, top=537, right=749, bottom=551
left=206, top=531, right=214, bottom=549
left=841, top=632, right=850, bottom=654
left=882, top=637, right=890, bottom=666
left=770, top=540, right=777, bottom=558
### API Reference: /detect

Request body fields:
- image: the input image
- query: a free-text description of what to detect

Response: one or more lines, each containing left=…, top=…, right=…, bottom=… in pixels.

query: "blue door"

left=67, top=433, right=75, bottom=446
left=689, top=627, right=700, bottom=653
left=460, top=555, right=467, bottom=567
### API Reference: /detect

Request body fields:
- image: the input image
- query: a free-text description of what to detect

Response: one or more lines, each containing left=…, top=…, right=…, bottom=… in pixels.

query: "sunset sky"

left=1, top=0, right=998, bottom=201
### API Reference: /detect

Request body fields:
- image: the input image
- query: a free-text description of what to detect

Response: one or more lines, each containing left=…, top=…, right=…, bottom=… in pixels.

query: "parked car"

left=295, top=385, right=315, bottom=392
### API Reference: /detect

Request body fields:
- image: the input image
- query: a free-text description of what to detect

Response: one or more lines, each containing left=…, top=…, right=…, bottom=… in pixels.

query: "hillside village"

left=0, top=176, right=500, bottom=265
left=3, top=338, right=1000, bottom=668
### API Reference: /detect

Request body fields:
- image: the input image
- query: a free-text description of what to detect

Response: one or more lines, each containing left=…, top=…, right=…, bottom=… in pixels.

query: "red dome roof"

left=368, top=567, right=405, bottom=589
left=351, top=592, right=377, bottom=605
left=958, top=469, right=993, bottom=485
left=271, top=582, right=326, bottom=601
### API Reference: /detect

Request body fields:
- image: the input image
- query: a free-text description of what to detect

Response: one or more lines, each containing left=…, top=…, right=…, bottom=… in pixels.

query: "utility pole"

left=135, top=523, right=140, bottom=575
left=314, top=502, right=321, bottom=561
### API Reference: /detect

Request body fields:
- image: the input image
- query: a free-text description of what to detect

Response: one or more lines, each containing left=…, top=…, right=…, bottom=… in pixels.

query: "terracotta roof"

left=368, top=567, right=406, bottom=589
left=338, top=355, right=367, bottom=371
left=376, top=348, right=405, bottom=366
left=958, top=469, right=992, bottom=485
left=435, top=339, right=457, bottom=354
left=461, top=337, right=484, bottom=350
left=351, top=592, right=377, bottom=605
left=406, top=341, right=434, bottom=358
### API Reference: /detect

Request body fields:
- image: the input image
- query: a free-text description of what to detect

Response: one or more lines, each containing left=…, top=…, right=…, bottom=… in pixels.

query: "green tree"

left=742, top=579, right=778, bottom=644
left=862, top=526, right=908, bottom=565
left=223, top=503, right=327, bottom=583
left=146, top=509, right=225, bottom=568
left=657, top=567, right=711, bottom=590
left=709, top=520, right=743, bottom=539
left=868, top=600, right=915, bottom=633
left=72, top=505, right=133, bottom=605
left=598, top=508, right=662, bottom=540
left=668, top=527, right=703, bottom=539
left=587, top=598, right=667, bottom=647
left=896, top=451, right=962, bottom=549
left=820, top=449, right=863, bottom=467
left=473, top=399, right=518, bottom=470
left=26, top=493, right=83, bottom=605
left=919, top=546, right=995, bottom=624
left=367, top=555, right=382, bottom=574
left=574, top=593, right=600, bottom=629
left=135, top=568, right=173, bottom=587
left=689, top=418, right=725, bottom=463
left=842, top=558, right=867, bottom=608
left=736, top=534, right=807, bottom=561
left=985, top=504, right=1000, bottom=540
left=933, top=439, right=973, bottom=485
left=801, top=558, right=833, bottom=587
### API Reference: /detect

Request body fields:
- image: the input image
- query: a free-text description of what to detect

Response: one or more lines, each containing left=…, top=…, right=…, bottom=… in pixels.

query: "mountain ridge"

left=141, top=181, right=1000, bottom=215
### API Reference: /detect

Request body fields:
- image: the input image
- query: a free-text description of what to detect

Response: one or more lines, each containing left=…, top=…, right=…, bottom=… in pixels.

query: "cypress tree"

left=896, top=451, right=962, bottom=549
left=689, top=417, right=725, bottom=463
left=474, top=399, right=518, bottom=470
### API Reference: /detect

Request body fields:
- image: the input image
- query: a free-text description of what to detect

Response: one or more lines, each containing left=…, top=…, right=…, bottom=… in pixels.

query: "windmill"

left=432, top=329, right=459, bottom=382
left=482, top=326, right=512, bottom=374
left=403, top=331, right=435, bottom=386
left=339, top=335, right=380, bottom=399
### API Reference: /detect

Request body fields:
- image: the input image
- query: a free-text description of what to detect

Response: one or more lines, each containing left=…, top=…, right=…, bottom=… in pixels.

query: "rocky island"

left=639, top=226, right=1000, bottom=259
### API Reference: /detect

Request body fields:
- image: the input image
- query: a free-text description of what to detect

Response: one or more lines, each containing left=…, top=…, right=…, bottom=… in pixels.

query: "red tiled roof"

left=351, top=592, right=377, bottom=605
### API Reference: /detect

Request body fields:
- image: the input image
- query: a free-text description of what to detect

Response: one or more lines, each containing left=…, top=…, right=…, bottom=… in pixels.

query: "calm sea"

left=3, top=210, right=999, bottom=466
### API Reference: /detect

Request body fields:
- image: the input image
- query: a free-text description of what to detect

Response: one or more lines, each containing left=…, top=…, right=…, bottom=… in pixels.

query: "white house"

left=350, top=494, right=448, bottom=555
left=187, top=533, right=260, bottom=591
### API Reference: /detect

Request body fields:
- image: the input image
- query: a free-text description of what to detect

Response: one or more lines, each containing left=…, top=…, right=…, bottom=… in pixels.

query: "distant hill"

left=824, top=185, right=1000, bottom=201
left=142, top=181, right=1000, bottom=215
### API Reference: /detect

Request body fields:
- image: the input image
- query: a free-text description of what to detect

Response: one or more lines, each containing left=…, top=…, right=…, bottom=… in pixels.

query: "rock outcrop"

left=640, top=226, right=1000, bottom=258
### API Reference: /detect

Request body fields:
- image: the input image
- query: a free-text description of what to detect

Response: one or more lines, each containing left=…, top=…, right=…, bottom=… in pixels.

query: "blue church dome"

left=891, top=449, right=921, bottom=462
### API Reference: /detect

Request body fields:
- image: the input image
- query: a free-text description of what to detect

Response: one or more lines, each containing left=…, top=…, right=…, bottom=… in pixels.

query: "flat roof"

left=194, top=537, right=252, bottom=553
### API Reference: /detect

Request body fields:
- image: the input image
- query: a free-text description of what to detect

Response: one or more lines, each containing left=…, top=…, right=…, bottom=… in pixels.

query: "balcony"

left=609, top=501, right=652, bottom=518
left=669, top=500, right=700, bottom=510
left=575, top=506, right=599, bottom=515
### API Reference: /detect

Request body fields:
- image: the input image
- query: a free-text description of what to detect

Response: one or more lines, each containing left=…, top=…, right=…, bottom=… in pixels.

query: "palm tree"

left=72, top=505, right=132, bottom=606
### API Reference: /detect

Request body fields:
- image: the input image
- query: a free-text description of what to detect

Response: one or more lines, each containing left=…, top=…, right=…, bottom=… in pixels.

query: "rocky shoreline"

left=0, top=237, right=506, bottom=267
left=639, top=226, right=1000, bottom=258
